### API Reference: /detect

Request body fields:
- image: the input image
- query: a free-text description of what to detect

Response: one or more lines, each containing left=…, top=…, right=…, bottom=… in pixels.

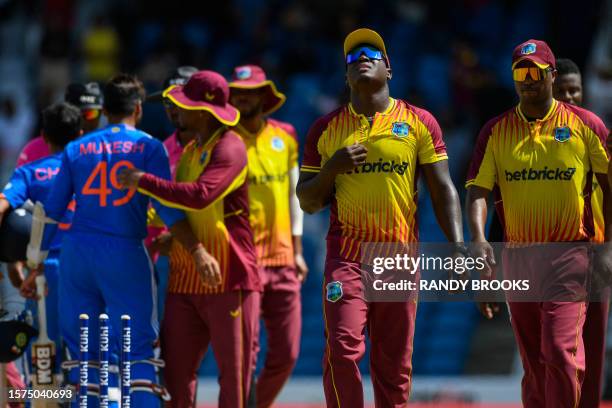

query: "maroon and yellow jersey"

left=235, top=119, right=298, bottom=267
left=138, top=129, right=260, bottom=294
left=467, top=100, right=609, bottom=243
left=301, top=98, right=447, bottom=261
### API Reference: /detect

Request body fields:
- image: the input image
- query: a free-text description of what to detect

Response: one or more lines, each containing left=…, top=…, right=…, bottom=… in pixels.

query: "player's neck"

left=176, top=128, right=195, bottom=147
left=107, top=115, right=137, bottom=128
left=350, top=86, right=390, bottom=117
left=197, top=122, right=224, bottom=145
left=519, top=97, right=554, bottom=120
left=48, top=144, right=62, bottom=154
left=239, top=116, right=265, bottom=135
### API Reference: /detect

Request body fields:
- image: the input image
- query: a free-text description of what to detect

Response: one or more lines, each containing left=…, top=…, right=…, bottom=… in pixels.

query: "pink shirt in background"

left=145, top=131, right=185, bottom=261
left=163, top=131, right=184, bottom=179
left=16, top=135, right=50, bottom=167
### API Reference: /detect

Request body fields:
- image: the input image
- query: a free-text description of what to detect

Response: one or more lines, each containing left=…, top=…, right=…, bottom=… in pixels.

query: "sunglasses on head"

left=512, top=67, right=553, bottom=82
left=346, top=46, right=384, bottom=64
left=81, top=108, right=100, bottom=121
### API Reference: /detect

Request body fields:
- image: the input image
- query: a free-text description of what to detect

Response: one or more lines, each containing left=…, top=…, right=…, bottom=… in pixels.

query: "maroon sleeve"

left=139, top=131, right=247, bottom=210
left=466, top=116, right=500, bottom=183
left=301, top=110, right=339, bottom=170
left=411, top=104, right=447, bottom=155
left=564, top=104, right=610, bottom=157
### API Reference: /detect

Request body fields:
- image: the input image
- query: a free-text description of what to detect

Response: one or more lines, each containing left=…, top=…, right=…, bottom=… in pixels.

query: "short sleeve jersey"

left=466, top=100, right=609, bottom=243
left=301, top=98, right=447, bottom=261
left=236, top=118, right=299, bottom=267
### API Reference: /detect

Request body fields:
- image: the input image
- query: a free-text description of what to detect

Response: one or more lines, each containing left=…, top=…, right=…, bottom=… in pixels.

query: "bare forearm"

left=292, top=235, right=303, bottom=255
left=169, top=219, right=200, bottom=251
left=430, top=181, right=464, bottom=243
left=296, top=168, right=336, bottom=214
left=466, top=187, right=489, bottom=241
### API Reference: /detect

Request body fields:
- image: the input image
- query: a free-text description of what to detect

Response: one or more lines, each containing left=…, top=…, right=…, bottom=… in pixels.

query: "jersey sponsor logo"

left=79, top=141, right=145, bottom=155
left=391, top=121, right=410, bottom=137
left=34, top=167, right=60, bottom=181
left=504, top=167, right=576, bottom=182
left=520, top=43, right=536, bottom=55
left=236, top=66, right=252, bottom=80
left=271, top=136, right=285, bottom=152
left=554, top=126, right=571, bottom=143
left=248, top=173, right=287, bottom=185
left=326, top=281, right=343, bottom=302
left=347, top=158, right=409, bottom=176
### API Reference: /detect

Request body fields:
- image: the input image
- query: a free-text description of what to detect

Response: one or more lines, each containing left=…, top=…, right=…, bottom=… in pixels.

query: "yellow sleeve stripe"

left=300, top=167, right=321, bottom=173
left=419, top=154, right=448, bottom=165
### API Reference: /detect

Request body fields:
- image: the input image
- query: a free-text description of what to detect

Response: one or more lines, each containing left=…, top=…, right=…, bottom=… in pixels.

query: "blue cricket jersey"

left=42, top=124, right=184, bottom=249
left=1, top=152, right=73, bottom=251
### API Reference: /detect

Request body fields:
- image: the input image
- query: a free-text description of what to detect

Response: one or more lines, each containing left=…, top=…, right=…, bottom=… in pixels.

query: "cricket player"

left=32, top=74, right=210, bottom=407
left=145, top=66, right=198, bottom=261
left=297, top=29, right=465, bottom=407
left=0, top=102, right=82, bottom=377
left=466, top=40, right=610, bottom=408
left=118, top=70, right=261, bottom=408
left=551, top=57, right=609, bottom=407
left=229, top=65, right=306, bottom=408
left=17, top=82, right=103, bottom=166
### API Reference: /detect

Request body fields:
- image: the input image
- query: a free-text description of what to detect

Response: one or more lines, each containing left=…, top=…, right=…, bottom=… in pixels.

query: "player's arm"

left=40, top=151, right=75, bottom=252
left=421, top=161, right=463, bottom=244
left=120, top=134, right=248, bottom=211
left=296, top=117, right=367, bottom=213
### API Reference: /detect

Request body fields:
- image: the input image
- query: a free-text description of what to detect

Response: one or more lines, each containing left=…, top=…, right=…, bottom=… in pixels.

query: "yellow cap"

left=343, top=28, right=387, bottom=57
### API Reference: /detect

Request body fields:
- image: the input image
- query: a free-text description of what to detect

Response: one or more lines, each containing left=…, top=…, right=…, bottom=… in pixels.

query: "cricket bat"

left=28, top=201, right=58, bottom=407
left=31, top=275, right=59, bottom=408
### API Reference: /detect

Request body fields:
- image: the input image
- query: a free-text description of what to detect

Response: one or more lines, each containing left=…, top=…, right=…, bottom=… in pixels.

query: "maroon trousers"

left=254, top=265, right=301, bottom=408
left=161, top=290, right=260, bottom=408
left=504, top=244, right=606, bottom=408
left=322, top=258, right=417, bottom=408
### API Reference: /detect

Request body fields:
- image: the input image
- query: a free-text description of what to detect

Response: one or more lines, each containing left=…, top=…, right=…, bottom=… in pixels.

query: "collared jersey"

left=138, top=129, right=260, bottom=295
left=467, top=100, right=609, bottom=243
left=1, top=153, right=73, bottom=250
left=301, top=98, right=447, bottom=262
left=235, top=119, right=298, bottom=267
left=41, top=124, right=185, bottom=250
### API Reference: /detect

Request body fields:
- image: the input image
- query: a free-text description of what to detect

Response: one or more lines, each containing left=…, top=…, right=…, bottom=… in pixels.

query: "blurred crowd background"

left=1, top=0, right=611, bottom=392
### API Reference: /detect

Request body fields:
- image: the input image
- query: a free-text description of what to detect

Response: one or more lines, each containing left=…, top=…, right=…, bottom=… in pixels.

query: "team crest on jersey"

left=199, top=151, right=209, bottom=164
left=392, top=121, right=410, bottom=137
left=521, top=43, right=536, bottom=55
left=554, top=126, right=571, bottom=143
left=326, top=281, right=343, bottom=302
left=236, top=66, right=252, bottom=80
left=271, top=136, right=285, bottom=152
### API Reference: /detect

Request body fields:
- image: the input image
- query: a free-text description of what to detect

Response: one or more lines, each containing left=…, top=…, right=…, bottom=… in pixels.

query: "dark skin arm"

left=420, top=160, right=463, bottom=243
left=296, top=144, right=368, bottom=213
left=465, top=185, right=499, bottom=319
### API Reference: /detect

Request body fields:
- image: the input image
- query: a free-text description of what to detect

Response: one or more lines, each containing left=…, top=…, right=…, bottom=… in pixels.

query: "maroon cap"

left=229, top=65, right=286, bottom=116
left=512, top=39, right=556, bottom=69
left=162, top=70, right=239, bottom=126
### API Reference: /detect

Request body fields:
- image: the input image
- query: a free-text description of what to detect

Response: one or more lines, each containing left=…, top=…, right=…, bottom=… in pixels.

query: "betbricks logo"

left=348, top=158, right=409, bottom=176
left=505, top=167, right=576, bottom=182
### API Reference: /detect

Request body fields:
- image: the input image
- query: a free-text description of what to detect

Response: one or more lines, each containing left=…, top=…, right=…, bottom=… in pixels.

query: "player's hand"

left=7, top=261, right=26, bottom=289
left=478, top=302, right=500, bottom=319
left=324, top=144, right=368, bottom=175
left=469, top=239, right=496, bottom=278
left=192, top=245, right=222, bottom=288
left=295, top=253, right=309, bottom=283
left=150, top=232, right=173, bottom=256
left=448, top=245, right=469, bottom=293
left=117, top=168, right=145, bottom=189
left=19, top=268, right=41, bottom=299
